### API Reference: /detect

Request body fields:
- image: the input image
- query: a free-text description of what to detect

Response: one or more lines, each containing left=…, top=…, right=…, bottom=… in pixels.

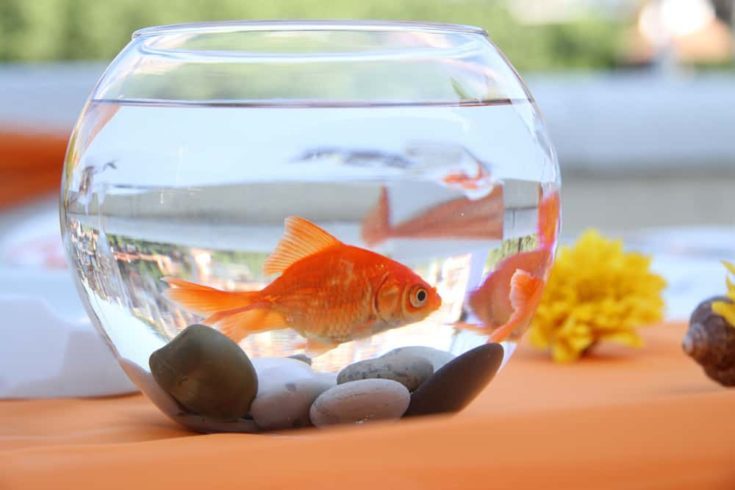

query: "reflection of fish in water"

left=293, top=148, right=414, bottom=169
left=361, top=186, right=503, bottom=247
left=441, top=160, right=493, bottom=191
left=165, top=216, right=441, bottom=355
left=459, top=189, right=560, bottom=342
left=537, top=188, right=560, bottom=249
left=466, top=248, right=549, bottom=343
left=76, top=161, right=117, bottom=212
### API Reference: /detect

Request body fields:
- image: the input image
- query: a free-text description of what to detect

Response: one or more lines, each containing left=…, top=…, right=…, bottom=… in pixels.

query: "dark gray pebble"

left=288, top=354, right=312, bottom=365
left=405, top=343, right=504, bottom=417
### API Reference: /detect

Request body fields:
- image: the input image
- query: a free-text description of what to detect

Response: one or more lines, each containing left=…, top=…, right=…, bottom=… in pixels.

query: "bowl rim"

left=133, top=20, right=487, bottom=39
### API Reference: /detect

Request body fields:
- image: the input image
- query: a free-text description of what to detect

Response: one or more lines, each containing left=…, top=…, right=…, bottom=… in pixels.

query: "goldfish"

left=440, top=161, right=493, bottom=191
left=460, top=187, right=560, bottom=342
left=468, top=248, right=550, bottom=331
left=537, top=188, right=560, bottom=249
left=165, top=216, right=441, bottom=354
left=361, top=186, right=503, bottom=247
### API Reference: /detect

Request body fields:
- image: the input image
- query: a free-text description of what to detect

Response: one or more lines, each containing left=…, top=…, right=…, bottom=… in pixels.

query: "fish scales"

left=165, top=216, right=441, bottom=354
left=269, top=247, right=383, bottom=341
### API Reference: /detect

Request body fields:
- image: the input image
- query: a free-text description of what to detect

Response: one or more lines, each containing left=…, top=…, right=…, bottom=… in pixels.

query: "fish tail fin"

left=163, top=277, right=257, bottom=314
left=204, top=306, right=286, bottom=344
left=163, top=277, right=285, bottom=342
left=488, top=270, right=545, bottom=343
left=361, top=186, right=392, bottom=247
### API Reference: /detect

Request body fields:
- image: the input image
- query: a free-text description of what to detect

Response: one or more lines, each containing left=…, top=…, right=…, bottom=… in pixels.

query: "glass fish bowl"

left=60, top=20, right=560, bottom=432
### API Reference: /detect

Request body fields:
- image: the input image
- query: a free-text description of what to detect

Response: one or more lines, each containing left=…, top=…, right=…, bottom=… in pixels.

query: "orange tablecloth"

left=1, top=323, right=733, bottom=489
left=0, top=130, right=68, bottom=209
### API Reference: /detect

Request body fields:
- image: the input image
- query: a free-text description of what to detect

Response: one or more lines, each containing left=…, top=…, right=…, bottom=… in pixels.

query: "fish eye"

left=410, top=287, right=428, bottom=308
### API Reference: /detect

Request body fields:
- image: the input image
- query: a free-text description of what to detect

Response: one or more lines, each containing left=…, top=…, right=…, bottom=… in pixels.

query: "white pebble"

left=250, top=377, right=333, bottom=430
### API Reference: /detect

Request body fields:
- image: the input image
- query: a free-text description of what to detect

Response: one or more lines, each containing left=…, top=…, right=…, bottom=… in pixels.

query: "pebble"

left=310, top=379, right=410, bottom=427
left=337, top=354, right=433, bottom=392
left=250, top=377, right=334, bottom=430
left=149, top=324, right=258, bottom=421
left=382, top=346, right=455, bottom=371
left=119, top=358, right=184, bottom=418
left=252, top=357, right=319, bottom=396
left=175, top=413, right=259, bottom=434
left=288, top=354, right=312, bottom=365
left=405, top=343, right=504, bottom=417
left=315, top=371, right=338, bottom=385
left=120, top=358, right=260, bottom=433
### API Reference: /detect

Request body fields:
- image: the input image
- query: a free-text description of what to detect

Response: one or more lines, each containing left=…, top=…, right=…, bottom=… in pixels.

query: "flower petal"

left=712, top=301, right=735, bottom=328
left=529, top=228, right=666, bottom=362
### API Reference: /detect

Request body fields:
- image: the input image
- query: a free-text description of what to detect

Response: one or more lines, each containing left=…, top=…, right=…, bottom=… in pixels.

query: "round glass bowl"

left=60, top=20, right=560, bottom=432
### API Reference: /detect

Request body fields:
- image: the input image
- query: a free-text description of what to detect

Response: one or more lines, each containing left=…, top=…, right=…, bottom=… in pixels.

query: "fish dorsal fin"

left=263, top=216, right=341, bottom=275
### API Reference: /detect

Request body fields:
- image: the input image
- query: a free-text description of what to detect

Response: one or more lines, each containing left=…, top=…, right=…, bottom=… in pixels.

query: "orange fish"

left=165, top=216, right=441, bottom=354
left=537, top=188, right=560, bottom=249
left=441, top=161, right=493, bottom=191
left=468, top=248, right=550, bottom=330
left=361, top=186, right=503, bottom=247
left=460, top=187, right=559, bottom=342
left=487, top=269, right=545, bottom=342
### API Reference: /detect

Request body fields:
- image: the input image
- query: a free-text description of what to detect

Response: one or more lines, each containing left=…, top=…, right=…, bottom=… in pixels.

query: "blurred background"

left=0, top=0, right=733, bottom=236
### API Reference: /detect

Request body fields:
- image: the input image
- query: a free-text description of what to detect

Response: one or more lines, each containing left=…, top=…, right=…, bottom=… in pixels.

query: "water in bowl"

left=61, top=98, right=559, bottom=428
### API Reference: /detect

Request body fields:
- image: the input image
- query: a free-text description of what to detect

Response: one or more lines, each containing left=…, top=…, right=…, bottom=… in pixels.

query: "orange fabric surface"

left=1, top=323, right=733, bottom=489
left=0, top=130, right=68, bottom=209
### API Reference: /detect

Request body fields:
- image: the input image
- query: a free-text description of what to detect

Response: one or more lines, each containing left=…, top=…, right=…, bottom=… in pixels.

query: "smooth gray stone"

left=149, top=324, right=258, bottom=421
left=253, top=357, right=319, bottom=397
left=337, top=354, right=433, bottom=391
left=382, top=346, right=455, bottom=371
left=288, top=354, right=312, bottom=365
left=405, top=343, right=504, bottom=417
left=250, top=377, right=333, bottom=430
left=315, top=371, right=338, bottom=385
left=310, top=379, right=410, bottom=427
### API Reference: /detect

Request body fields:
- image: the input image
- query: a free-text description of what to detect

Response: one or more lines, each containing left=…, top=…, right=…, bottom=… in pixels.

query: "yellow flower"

left=712, top=262, right=735, bottom=327
left=529, top=229, right=666, bottom=362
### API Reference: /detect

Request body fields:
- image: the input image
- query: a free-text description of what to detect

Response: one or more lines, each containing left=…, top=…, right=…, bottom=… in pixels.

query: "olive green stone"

left=149, top=324, right=258, bottom=421
left=175, top=413, right=260, bottom=434
left=405, top=343, right=504, bottom=417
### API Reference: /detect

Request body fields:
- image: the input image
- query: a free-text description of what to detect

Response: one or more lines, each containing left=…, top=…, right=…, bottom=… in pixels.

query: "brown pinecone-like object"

left=683, top=296, right=735, bottom=386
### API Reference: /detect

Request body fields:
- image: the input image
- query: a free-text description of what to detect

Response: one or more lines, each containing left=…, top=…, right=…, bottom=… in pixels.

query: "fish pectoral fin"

left=204, top=305, right=286, bottom=343
left=488, top=270, right=545, bottom=343
left=263, top=216, right=341, bottom=275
